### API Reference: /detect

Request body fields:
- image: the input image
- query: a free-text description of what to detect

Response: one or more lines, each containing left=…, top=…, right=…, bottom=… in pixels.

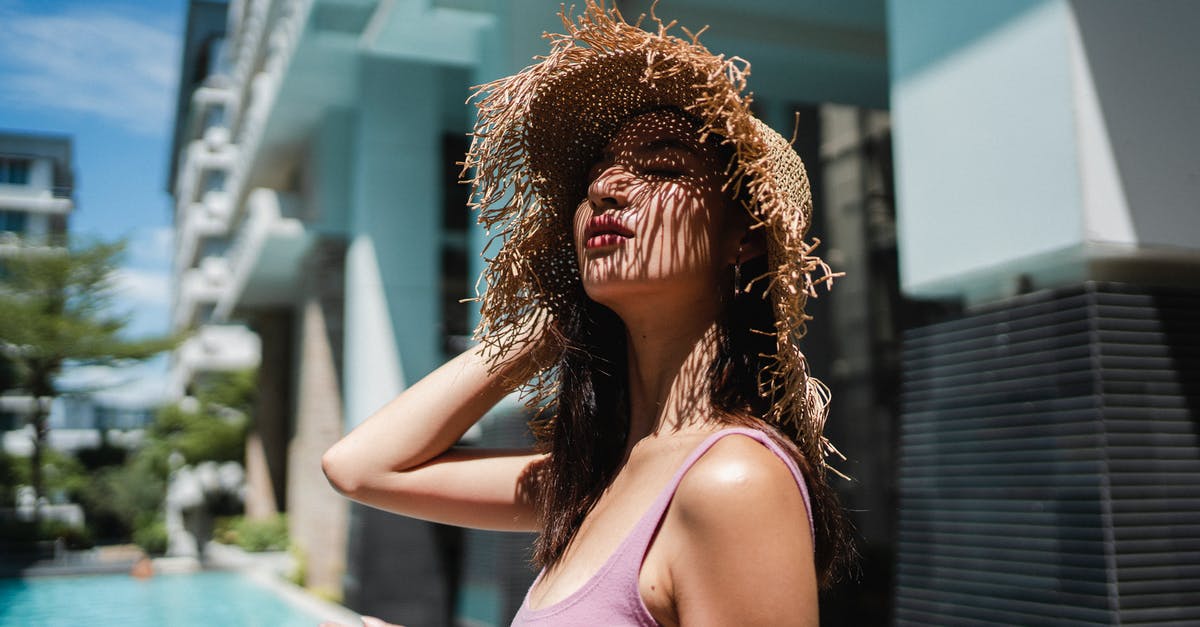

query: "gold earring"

left=733, top=232, right=750, bottom=296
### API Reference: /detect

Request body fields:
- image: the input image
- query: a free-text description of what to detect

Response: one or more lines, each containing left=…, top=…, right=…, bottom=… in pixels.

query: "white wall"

left=890, top=0, right=1083, bottom=299
left=890, top=0, right=1200, bottom=301
left=1069, top=0, right=1200, bottom=252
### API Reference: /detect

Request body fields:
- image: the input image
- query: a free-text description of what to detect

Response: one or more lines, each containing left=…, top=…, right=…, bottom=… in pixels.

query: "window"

left=203, top=103, right=227, bottom=133
left=0, top=158, right=32, bottom=185
left=440, top=133, right=472, bottom=352
left=201, top=169, right=227, bottom=195
left=0, top=210, right=28, bottom=234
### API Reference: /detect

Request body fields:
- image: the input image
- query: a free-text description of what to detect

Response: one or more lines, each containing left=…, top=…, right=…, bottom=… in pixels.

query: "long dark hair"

left=527, top=195, right=852, bottom=588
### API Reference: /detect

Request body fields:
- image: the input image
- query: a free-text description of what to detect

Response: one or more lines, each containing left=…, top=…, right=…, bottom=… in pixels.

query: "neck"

left=615, top=292, right=723, bottom=449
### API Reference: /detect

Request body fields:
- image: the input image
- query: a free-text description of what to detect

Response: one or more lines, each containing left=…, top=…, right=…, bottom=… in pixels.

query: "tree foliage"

left=143, top=368, right=256, bottom=470
left=79, top=369, right=255, bottom=542
left=0, top=238, right=171, bottom=367
left=0, top=236, right=176, bottom=518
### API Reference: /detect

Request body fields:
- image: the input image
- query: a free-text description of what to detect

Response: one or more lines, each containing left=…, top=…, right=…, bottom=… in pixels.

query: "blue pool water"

left=0, top=570, right=341, bottom=626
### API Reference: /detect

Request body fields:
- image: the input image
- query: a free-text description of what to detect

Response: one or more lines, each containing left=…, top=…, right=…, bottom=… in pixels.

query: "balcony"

left=215, top=188, right=310, bottom=319
left=167, top=324, right=261, bottom=398
left=174, top=142, right=238, bottom=276
left=0, top=187, right=73, bottom=214
left=174, top=141, right=238, bottom=214
left=182, top=81, right=239, bottom=147
left=172, top=256, right=231, bottom=331
left=175, top=187, right=235, bottom=278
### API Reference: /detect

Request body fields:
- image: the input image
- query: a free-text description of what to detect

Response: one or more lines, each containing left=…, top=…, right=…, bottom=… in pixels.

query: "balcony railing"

left=214, top=188, right=308, bottom=319
left=168, top=323, right=261, bottom=398
left=172, top=256, right=231, bottom=331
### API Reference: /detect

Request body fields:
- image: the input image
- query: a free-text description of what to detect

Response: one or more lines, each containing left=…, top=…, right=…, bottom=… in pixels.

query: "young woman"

left=322, top=4, right=850, bottom=626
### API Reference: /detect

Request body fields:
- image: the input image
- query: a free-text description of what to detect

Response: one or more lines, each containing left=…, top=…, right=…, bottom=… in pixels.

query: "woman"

left=322, top=3, right=849, bottom=625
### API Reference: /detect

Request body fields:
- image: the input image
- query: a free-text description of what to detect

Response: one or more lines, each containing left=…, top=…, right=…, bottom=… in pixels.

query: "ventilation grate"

left=895, top=283, right=1200, bottom=626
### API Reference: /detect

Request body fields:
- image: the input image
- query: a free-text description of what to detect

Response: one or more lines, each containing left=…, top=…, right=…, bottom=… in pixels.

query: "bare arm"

left=321, top=341, right=547, bottom=532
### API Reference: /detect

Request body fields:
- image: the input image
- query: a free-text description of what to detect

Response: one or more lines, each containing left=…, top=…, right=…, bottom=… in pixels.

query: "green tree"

left=141, top=368, right=256, bottom=471
left=0, top=236, right=174, bottom=523
left=74, top=369, right=255, bottom=544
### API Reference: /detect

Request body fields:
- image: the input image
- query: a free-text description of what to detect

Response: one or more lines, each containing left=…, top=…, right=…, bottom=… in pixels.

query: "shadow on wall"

left=889, top=0, right=1046, bottom=82
left=1069, top=0, right=1200, bottom=249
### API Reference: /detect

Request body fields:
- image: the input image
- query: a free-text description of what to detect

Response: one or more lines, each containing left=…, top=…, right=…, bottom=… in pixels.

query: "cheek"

left=572, top=201, right=590, bottom=251
left=658, top=185, right=725, bottom=263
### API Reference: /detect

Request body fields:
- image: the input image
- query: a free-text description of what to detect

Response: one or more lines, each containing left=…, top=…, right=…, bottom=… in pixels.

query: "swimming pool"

left=0, top=570, right=357, bottom=626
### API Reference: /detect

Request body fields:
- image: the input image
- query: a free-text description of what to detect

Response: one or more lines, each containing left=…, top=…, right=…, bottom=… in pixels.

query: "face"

left=573, top=109, right=744, bottom=308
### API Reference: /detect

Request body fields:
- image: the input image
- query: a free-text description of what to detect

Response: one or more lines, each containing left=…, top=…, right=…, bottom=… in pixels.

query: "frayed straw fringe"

left=462, top=0, right=842, bottom=475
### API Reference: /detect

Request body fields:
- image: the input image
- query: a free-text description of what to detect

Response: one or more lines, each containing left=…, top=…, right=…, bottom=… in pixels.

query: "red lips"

left=584, top=214, right=634, bottom=249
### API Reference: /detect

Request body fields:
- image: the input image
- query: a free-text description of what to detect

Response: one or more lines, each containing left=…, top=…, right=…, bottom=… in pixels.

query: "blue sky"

left=0, top=0, right=187, bottom=405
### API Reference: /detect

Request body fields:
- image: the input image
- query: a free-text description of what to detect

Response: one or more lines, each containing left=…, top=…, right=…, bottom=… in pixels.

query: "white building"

left=168, top=1, right=1200, bottom=625
left=0, top=131, right=72, bottom=248
left=1, top=132, right=164, bottom=458
left=0, top=131, right=78, bottom=455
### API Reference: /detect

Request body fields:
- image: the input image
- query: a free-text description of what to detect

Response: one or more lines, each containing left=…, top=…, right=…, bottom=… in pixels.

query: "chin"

left=581, top=276, right=652, bottom=305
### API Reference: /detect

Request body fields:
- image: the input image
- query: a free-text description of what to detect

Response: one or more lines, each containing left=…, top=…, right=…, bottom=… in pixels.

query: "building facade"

left=0, top=131, right=80, bottom=455
left=888, top=2, right=1200, bottom=624
left=167, top=0, right=1199, bottom=625
left=0, top=131, right=72, bottom=247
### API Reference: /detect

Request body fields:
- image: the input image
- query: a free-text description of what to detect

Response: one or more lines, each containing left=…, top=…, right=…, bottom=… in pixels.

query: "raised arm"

left=321, top=340, right=547, bottom=532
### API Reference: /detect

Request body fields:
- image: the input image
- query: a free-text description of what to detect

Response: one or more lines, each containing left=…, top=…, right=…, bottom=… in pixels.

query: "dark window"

left=0, top=158, right=32, bottom=185
left=441, top=133, right=472, bottom=351
left=0, top=210, right=28, bottom=234
left=204, top=103, right=227, bottom=132
left=201, top=169, right=227, bottom=196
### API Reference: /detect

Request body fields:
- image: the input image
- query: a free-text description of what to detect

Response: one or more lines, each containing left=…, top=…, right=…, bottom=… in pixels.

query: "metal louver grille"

left=895, top=282, right=1200, bottom=626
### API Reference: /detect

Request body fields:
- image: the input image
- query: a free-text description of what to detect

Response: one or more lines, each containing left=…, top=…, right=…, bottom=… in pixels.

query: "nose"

left=587, top=165, right=630, bottom=212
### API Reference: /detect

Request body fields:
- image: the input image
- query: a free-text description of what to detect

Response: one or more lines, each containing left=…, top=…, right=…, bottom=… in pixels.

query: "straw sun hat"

left=464, top=1, right=840, bottom=469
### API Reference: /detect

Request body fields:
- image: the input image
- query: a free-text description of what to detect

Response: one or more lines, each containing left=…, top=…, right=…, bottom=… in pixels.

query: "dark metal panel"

left=895, top=283, right=1200, bottom=626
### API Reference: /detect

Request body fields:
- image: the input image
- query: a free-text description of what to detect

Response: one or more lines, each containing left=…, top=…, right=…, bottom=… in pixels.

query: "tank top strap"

left=605, top=427, right=815, bottom=578
left=511, top=427, right=816, bottom=626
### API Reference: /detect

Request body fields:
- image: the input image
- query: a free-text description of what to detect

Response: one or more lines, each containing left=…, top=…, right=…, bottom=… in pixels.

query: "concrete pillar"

left=288, top=239, right=349, bottom=597
left=343, top=58, right=441, bottom=426
left=246, top=310, right=292, bottom=518
left=340, top=57, right=457, bottom=626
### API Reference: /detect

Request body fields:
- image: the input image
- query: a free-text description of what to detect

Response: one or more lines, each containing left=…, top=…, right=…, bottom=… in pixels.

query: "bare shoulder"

left=660, top=433, right=818, bottom=626
left=673, top=433, right=809, bottom=528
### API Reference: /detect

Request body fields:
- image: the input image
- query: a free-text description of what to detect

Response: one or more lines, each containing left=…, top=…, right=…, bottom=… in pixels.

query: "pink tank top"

left=510, top=427, right=814, bottom=626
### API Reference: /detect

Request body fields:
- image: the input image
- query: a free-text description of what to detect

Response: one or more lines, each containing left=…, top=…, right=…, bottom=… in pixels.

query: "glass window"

left=0, top=210, right=28, bottom=234
left=0, top=158, right=31, bottom=184
left=201, top=169, right=227, bottom=195
left=204, top=103, right=227, bottom=132
left=440, top=133, right=472, bottom=351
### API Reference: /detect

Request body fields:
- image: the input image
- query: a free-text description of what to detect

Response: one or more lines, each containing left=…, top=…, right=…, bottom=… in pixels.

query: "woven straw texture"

left=463, top=1, right=839, bottom=469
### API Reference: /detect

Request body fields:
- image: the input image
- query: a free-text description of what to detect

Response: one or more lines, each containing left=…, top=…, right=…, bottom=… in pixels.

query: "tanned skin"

left=322, top=110, right=817, bottom=627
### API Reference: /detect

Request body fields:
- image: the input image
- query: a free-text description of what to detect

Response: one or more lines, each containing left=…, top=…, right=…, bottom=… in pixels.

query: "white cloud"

left=126, top=225, right=175, bottom=269
left=108, top=226, right=174, bottom=338
left=113, top=266, right=171, bottom=308
left=57, top=355, right=171, bottom=409
left=0, top=5, right=179, bottom=136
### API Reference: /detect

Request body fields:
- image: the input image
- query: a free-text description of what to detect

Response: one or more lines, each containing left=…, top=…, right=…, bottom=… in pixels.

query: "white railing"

left=221, top=0, right=311, bottom=255
left=172, top=256, right=231, bottom=331
left=174, top=183, right=236, bottom=280
left=215, top=188, right=305, bottom=320
left=173, top=139, right=238, bottom=215
left=167, top=323, right=261, bottom=398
